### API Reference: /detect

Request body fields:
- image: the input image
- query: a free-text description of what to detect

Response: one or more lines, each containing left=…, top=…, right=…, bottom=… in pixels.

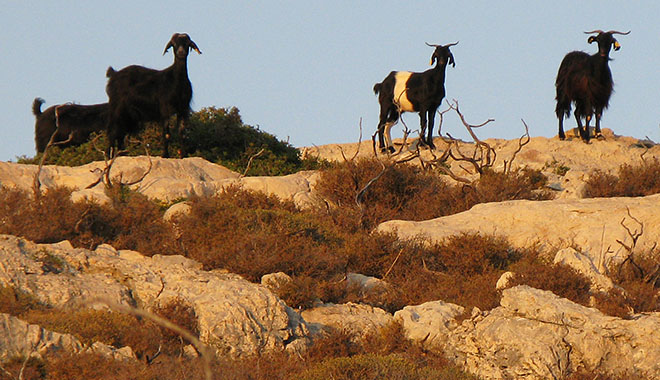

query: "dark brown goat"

left=32, top=98, right=108, bottom=153
left=374, top=42, right=457, bottom=153
left=105, top=33, right=201, bottom=157
left=555, top=30, right=629, bottom=142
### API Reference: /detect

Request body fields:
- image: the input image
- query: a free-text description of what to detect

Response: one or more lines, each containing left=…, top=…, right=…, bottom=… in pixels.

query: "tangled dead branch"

left=86, top=136, right=152, bottom=189
left=32, top=104, right=75, bottom=195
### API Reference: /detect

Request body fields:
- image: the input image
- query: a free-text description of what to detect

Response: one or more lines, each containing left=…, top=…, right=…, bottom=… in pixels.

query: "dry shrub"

left=468, top=168, right=552, bottom=204
left=176, top=187, right=345, bottom=282
left=301, top=322, right=473, bottom=380
left=509, top=252, right=592, bottom=306
left=0, top=285, right=45, bottom=316
left=316, top=158, right=459, bottom=229
left=597, top=253, right=660, bottom=316
left=0, top=187, right=90, bottom=244
left=153, top=298, right=200, bottom=356
left=294, top=353, right=473, bottom=380
left=585, top=158, right=660, bottom=197
left=20, top=308, right=162, bottom=359
left=316, top=159, right=550, bottom=230
left=0, top=186, right=177, bottom=255
left=376, top=233, right=523, bottom=312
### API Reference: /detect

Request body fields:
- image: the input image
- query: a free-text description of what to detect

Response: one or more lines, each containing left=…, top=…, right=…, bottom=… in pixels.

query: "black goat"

left=374, top=42, right=457, bottom=153
left=105, top=33, right=201, bottom=157
left=32, top=98, right=108, bottom=153
left=555, top=30, right=629, bottom=142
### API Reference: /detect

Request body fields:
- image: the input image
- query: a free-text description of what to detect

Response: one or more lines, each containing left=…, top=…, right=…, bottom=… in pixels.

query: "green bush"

left=18, top=106, right=325, bottom=176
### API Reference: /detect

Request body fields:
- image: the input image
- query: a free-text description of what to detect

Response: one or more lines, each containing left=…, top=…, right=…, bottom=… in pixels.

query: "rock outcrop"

left=0, top=235, right=309, bottom=357
left=0, top=313, right=135, bottom=362
left=446, top=286, right=660, bottom=380
left=0, top=157, right=319, bottom=208
left=378, top=194, right=660, bottom=271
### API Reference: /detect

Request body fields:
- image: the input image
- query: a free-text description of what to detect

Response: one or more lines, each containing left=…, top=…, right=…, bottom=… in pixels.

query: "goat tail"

left=373, top=83, right=382, bottom=95
left=32, top=98, right=45, bottom=117
left=106, top=66, right=116, bottom=78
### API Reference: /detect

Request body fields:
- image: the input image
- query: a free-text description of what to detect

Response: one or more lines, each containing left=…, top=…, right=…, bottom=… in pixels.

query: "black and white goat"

left=374, top=42, right=457, bottom=153
left=105, top=33, right=201, bottom=157
left=32, top=98, right=108, bottom=153
left=555, top=30, right=629, bottom=142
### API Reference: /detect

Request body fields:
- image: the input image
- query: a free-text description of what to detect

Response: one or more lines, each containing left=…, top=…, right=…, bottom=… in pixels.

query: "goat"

left=555, top=30, right=629, bottom=142
left=32, top=98, right=108, bottom=153
left=373, top=42, right=457, bottom=153
left=105, top=33, right=201, bottom=157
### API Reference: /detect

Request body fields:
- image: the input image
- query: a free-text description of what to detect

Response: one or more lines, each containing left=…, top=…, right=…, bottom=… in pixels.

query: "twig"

left=383, top=249, right=404, bottom=279
left=503, top=119, right=531, bottom=174
left=88, top=298, right=213, bottom=380
left=241, top=148, right=265, bottom=178
left=33, top=104, right=74, bottom=195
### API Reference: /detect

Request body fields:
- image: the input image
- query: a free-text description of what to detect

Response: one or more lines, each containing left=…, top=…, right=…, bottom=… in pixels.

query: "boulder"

left=0, top=235, right=310, bottom=357
left=553, top=247, right=614, bottom=292
left=445, top=286, right=660, bottom=380
left=378, top=194, right=660, bottom=272
left=0, top=313, right=135, bottom=361
left=0, top=157, right=319, bottom=209
left=393, top=300, right=464, bottom=351
left=301, top=302, right=393, bottom=338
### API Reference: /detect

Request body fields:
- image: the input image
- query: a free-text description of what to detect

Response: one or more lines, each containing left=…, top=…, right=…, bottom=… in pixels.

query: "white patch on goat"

left=393, top=71, right=414, bottom=112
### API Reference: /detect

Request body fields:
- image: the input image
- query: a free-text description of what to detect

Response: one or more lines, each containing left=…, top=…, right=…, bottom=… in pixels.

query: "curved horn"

left=425, top=42, right=440, bottom=47
left=607, top=30, right=631, bottom=35
left=584, top=30, right=604, bottom=35
left=444, top=41, right=459, bottom=48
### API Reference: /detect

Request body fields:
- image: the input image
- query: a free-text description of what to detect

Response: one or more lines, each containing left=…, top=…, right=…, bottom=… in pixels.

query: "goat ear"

left=189, top=40, right=202, bottom=54
left=449, top=53, right=455, bottom=67
left=613, top=40, right=621, bottom=51
left=163, top=41, right=174, bottom=55
left=587, top=36, right=597, bottom=44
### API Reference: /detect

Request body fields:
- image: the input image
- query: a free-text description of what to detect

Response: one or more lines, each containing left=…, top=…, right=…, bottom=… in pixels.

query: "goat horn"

left=607, top=30, right=631, bottom=35
left=445, top=41, right=459, bottom=47
left=584, top=30, right=604, bottom=35
left=425, top=42, right=440, bottom=47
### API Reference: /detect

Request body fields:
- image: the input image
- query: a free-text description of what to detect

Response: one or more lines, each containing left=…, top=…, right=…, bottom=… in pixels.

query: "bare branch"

left=88, top=298, right=213, bottom=380
left=240, top=148, right=265, bottom=178
left=503, top=119, right=531, bottom=174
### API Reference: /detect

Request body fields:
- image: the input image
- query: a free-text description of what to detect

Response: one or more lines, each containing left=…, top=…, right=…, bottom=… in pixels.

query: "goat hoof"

left=558, top=135, right=566, bottom=141
left=380, top=146, right=396, bottom=154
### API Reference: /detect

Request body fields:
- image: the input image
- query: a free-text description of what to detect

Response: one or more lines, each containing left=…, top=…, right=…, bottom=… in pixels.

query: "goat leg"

left=426, top=110, right=436, bottom=150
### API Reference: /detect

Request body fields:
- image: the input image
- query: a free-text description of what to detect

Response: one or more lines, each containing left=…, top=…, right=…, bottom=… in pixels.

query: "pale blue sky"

left=1, top=1, right=655, bottom=161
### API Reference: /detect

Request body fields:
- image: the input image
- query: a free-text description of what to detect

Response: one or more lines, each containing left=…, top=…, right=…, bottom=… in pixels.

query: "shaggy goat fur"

left=105, top=33, right=201, bottom=157
left=32, top=98, right=108, bottom=153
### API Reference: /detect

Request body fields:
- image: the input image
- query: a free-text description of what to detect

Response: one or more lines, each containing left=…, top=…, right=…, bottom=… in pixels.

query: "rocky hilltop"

left=1, top=131, right=660, bottom=379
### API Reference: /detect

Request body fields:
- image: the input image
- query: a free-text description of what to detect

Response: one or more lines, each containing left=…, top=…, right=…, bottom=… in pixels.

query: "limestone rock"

left=346, top=272, right=388, bottom=294
left=378, top=194, right=660, bottom=271
left=0, top=157, right=318, bottom=208
left=445, top=286, right=660, bottom=380
left=261, top=272, right=293, bottom=293
left=0, top=235, right=310, bottom=357
left=553, top=247, right=614, bottom=292
left=0, top=313, right=135, bottom=361
left=301, top=302, right=393, bottom=338
left=163, top=201, right=192, bottom=222
left=393, top=300, right=464, bottom=351
left=495, top=271, right=515, bottom=291
left=306, top=131, right=660, bottom=199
